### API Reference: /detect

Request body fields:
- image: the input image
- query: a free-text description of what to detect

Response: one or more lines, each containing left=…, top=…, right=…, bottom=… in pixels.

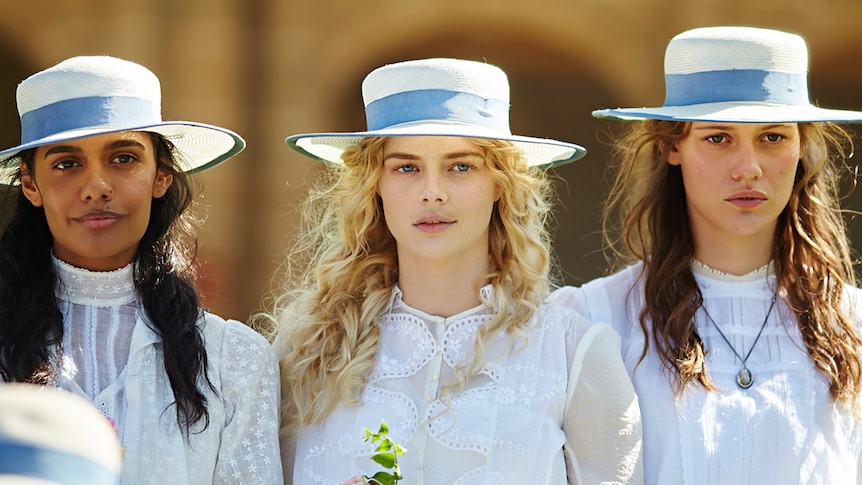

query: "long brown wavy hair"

left=603, top=119, right=862, bottom=408
left=259, top=137, right=555, bottom=434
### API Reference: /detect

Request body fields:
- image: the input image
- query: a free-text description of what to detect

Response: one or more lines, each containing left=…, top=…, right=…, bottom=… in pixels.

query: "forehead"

left=382, top=136, right=482, bottom=157
left=35, top=131, right=154, bottom=157
left=688, top=122, right=799, bottom=133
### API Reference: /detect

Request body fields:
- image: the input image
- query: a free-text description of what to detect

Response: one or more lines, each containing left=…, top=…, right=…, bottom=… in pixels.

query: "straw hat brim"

left=286, top=122, right=586, bottom=169
left=593, top=102, right=862, bottom=123
left=0, top=121, right=244, bottom=184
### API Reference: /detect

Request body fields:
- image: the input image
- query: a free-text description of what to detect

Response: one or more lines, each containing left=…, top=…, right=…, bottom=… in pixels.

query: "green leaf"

left=361, top=420, right=404, bottom=484
left=375, top=440, right=393, bottom=452
left=371, top=452, right=396, bottom=468
left=368, top=471, right=395, bottom=485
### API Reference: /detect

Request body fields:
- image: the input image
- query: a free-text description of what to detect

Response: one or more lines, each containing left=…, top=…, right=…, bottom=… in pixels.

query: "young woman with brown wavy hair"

left=263, top=58, right=643, bottom=485
left=551, top=26, right=862, bottom=484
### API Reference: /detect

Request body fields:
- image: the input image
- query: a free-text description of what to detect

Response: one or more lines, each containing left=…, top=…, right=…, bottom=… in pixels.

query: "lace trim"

left=53, top=256, right=136, bottom=307
left=691, top=259, right=773, bottom=282
left=390, top=283, right=496, bottom=317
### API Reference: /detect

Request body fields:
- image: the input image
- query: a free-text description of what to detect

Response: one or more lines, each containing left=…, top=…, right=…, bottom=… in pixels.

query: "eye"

left=706, top=134, right=727, bottom=144
left=395, top=163, right=417, bottom=173
left=452, top=162, right=472, bottom=173
left=111, top=153, right=138, bottom=164
left=764, top=133, right=784, bottom=143
left=52, top=159, right=78, bottom=170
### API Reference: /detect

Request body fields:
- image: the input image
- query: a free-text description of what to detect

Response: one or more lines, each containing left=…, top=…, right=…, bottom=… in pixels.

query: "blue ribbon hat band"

left=365, top=89, right=511, bottom=133
left=20, top=95, right=161, bottom=144
left=0, top=441, right=118, bottom=485
left=664, top=70, right=809, bottom=106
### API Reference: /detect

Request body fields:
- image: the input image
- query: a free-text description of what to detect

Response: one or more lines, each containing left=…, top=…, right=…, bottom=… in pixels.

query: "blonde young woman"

left=551, top=26, right=862, bottom=484
left=264, top=58, right=643, bottom=484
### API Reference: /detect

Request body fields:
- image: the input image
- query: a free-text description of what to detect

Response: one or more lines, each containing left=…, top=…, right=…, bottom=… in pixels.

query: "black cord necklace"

left=701, top=295, right=777, bottom=389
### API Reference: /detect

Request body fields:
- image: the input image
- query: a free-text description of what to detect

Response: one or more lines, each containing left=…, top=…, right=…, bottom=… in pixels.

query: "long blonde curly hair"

left=261, top=136, right=556, bottom=434
left=604, top=119, right=862, bottom=409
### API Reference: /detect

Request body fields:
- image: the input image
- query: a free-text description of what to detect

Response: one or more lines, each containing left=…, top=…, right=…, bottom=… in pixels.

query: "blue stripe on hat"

left=0, top=441, right=118, bottom=485
left=365, top=89, right=510, bottom=132
left=20, top=96, right=161, bottom=144
left=664, top=70, right=809, bottom=106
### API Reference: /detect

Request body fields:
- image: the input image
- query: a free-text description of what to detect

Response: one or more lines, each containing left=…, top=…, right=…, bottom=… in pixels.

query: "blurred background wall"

left=2, top=0, right=861, bottom=323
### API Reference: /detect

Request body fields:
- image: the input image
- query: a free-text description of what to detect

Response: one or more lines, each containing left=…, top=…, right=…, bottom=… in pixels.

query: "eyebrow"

left=691, top=123, right=795, bottom=131
left=382, top=150, right=484, bottom=162
left=43, top=139, right=148, bottom=157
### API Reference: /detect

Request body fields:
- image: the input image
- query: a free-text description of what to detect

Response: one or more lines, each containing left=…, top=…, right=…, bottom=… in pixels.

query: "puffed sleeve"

left=214, top=320, right=284, bottom=484
left=563, top=322, right=643, bottom=484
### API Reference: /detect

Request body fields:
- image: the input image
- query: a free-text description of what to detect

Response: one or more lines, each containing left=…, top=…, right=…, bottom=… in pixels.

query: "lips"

left=414, top=214, right=455, bottom=233
left=75, top=211, right=122, bottom=229
left=726, top=190, right=767, bottom=209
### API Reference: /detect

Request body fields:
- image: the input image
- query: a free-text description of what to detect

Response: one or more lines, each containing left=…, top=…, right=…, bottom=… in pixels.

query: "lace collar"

left=387, top=283, right=495, bottom=320
left=53, top=256, right=136, bottom=308
left=691, top=259, right=773, bottom=283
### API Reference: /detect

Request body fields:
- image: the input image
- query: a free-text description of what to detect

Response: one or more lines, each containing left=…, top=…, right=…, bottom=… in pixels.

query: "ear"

left=494, top=183, right=503, bottom=202
left=20, top=162, right=43, bottom=207
left=665, top=141, right=682, bottom=166
left=152, top=169, right=173, bottom=198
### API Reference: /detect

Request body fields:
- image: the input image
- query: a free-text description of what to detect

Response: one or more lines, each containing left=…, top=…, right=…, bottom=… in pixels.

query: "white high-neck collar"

left=53, top=256, right=136, bottom=307
left=691, top=259, right=773, bottom=282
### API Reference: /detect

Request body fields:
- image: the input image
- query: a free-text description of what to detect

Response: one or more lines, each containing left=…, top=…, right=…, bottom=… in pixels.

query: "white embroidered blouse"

left=52, top=257, right=283, bottom=484
left=287, top=285, right=643, bottom=485
left=550, top=262, right=862, bottom=485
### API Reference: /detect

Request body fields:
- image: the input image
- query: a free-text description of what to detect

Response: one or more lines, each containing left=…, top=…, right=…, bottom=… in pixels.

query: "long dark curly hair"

left=0, top=132, right=215, bottom=434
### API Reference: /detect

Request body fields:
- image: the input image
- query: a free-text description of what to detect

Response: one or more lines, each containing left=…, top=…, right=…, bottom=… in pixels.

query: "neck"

left=693, top=233, right=773, bottom=277
left=397, top=257, right=491, bottom=317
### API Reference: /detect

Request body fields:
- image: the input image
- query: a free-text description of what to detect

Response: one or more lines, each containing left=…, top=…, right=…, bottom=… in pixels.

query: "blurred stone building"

left=2, top=0, right=861, bottom=322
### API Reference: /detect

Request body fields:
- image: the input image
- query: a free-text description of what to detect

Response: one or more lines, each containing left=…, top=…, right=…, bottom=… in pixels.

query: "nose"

left=730, top=142, right=763, bottom=182
left=421, top=172, right=447, bottom=203
left=81, top=165, right=113, bottom=201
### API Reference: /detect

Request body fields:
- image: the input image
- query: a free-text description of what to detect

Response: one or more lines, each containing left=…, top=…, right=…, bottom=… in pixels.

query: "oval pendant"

left=737, top=367, right=753, bottom=389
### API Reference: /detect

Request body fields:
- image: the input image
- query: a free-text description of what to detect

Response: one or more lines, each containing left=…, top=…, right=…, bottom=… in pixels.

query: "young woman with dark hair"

left=0, top=55, right=282, bottom=484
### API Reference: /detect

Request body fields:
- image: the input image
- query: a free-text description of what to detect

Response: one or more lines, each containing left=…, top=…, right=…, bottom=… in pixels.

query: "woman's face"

left=668, top=122, right=800, bottom=256
left=21, top=131, right=173, bottom=271
left=377, top=136, right=501, bottom=271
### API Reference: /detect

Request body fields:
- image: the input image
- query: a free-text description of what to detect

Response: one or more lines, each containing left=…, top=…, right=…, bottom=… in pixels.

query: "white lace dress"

left=287, top=285, right=643, bottom=485
left=550, top=261, right=862, bottom=485
left=52, top=257, right=283, bottom=484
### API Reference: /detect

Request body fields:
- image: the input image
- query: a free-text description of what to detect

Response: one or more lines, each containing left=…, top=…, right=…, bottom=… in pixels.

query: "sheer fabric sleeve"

left=563, top=322, right=643, bottom=484
left=214, top=320, right=284, bottom=484
left=280, top=430, right=297, bottom=485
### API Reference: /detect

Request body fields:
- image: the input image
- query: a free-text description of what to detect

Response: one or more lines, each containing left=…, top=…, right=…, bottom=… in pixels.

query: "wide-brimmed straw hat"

left=0, top=384, right=122, bottom=484
left=0, top=55, right=245, bottom=184
left=593, top=26, right=862, bottom=123
left=286, top=58, right=586, bottom=168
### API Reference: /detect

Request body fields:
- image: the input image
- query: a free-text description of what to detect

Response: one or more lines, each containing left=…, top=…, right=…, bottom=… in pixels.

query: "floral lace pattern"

left=295, top=285, right=581, bottom=484
left=53, top=257, right=136, bottom=307
left=50, top=257, right=283, bottom=484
